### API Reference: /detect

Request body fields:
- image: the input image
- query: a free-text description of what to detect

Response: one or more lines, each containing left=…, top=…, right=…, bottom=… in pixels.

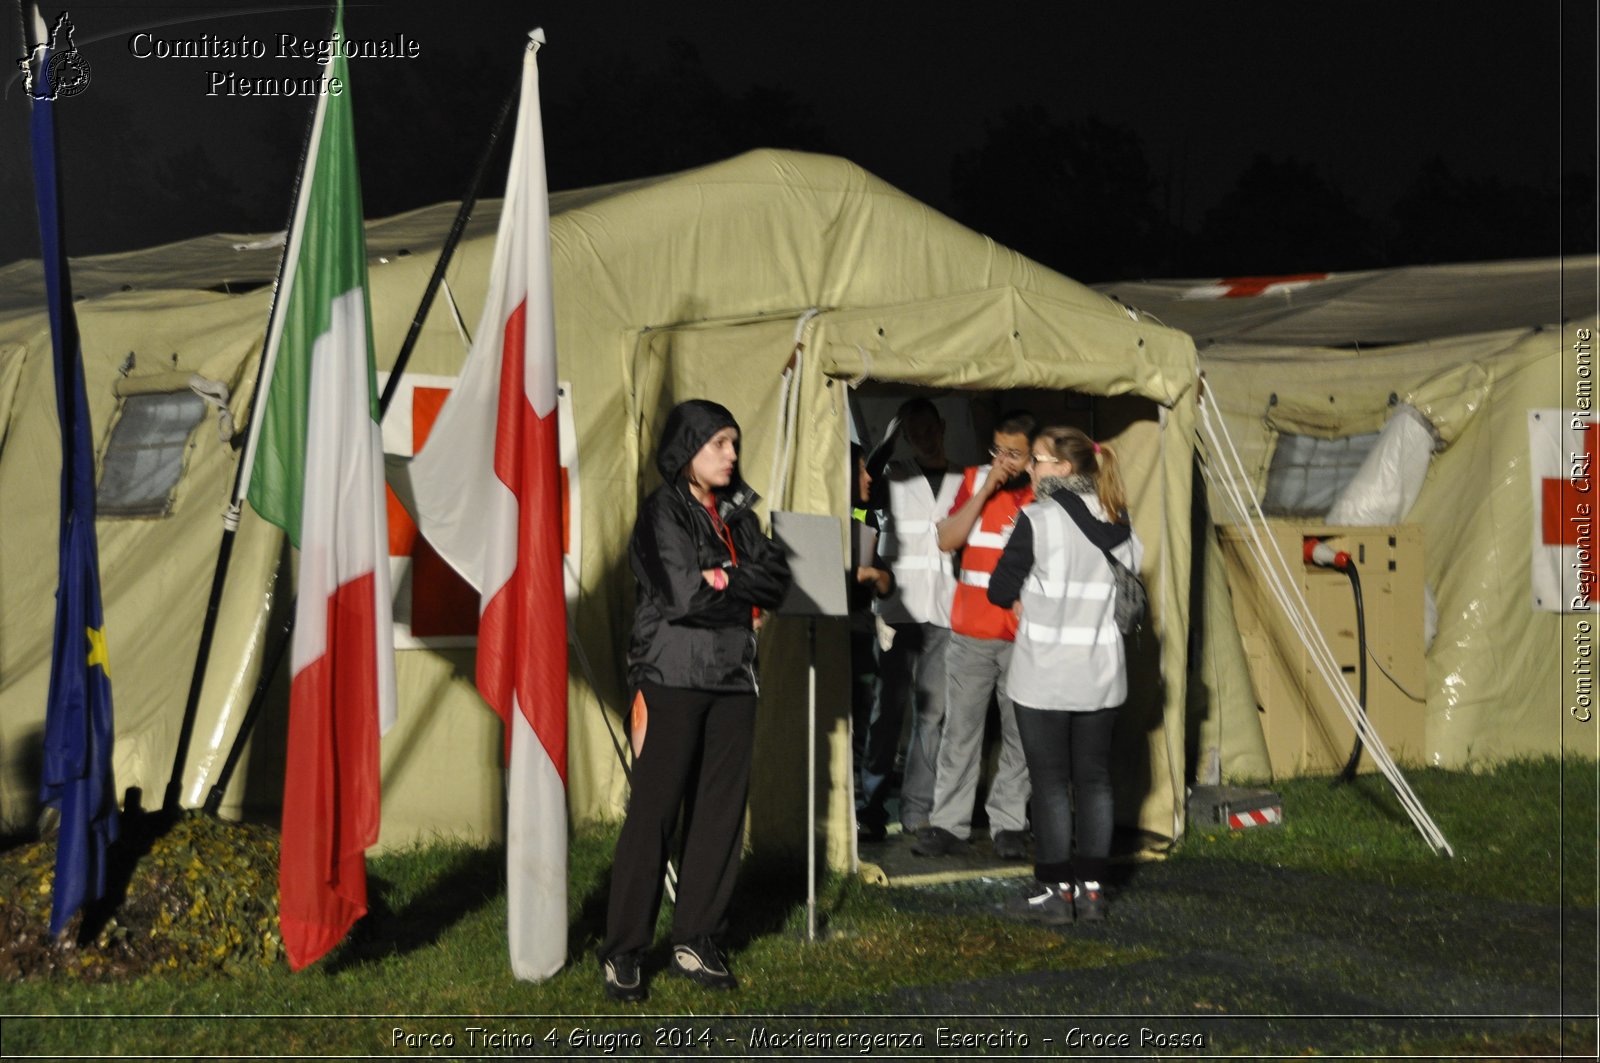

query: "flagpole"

left=378, top=82, right=520, bottom=415
left=199, top=70, right=524, bottom=814
left=26, top=0, right=123, bottom=938
left=161, top=52, right=324, bottom=816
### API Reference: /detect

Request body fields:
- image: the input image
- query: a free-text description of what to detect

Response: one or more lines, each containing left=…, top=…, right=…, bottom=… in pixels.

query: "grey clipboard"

left=770, top=511, right=849, bottom=618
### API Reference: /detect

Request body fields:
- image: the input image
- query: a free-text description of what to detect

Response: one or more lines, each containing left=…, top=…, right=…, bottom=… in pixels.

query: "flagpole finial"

left=527, top=28, right=546, bottom=51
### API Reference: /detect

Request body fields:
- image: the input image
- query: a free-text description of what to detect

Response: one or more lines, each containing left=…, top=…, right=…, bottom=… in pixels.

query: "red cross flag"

left=406, top=30, right=568, bottom=982
left=1529, top=409, right=1597, bottom=612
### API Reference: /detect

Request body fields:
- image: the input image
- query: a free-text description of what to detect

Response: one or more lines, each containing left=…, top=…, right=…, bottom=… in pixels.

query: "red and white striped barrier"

left=1227, top=805, right=1283, bottom=829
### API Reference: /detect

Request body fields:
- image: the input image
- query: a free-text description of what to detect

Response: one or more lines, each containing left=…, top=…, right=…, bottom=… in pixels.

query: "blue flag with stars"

left=28, top=7, right=120, bottom=938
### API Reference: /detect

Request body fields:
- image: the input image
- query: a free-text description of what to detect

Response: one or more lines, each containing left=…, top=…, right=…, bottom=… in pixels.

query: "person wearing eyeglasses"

left=910, top=410, right=1037, bottom=860
left=985, top=425, right=1141, bottom=924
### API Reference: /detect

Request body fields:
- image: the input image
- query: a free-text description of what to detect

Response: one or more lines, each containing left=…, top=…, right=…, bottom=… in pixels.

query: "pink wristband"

left=712, top=568, right=728, bottom=590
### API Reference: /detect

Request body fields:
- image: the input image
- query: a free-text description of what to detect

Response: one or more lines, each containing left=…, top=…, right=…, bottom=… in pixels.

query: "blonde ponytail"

left=1038, top=425, right=1130, bottom=524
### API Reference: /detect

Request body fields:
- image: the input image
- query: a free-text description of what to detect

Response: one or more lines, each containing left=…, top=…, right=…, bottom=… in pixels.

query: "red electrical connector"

left=1303, top=537, right=1351, bottom=570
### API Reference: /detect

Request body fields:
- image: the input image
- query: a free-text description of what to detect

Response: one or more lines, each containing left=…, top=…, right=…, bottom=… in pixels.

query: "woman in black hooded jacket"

left=599, top=399, right=790, bottom=1003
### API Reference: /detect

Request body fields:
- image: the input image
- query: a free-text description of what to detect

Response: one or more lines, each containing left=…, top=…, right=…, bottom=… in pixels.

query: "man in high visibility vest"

left=857, top=399, right=962, bottom=842
left=911, top=410, right=1037, bottom=859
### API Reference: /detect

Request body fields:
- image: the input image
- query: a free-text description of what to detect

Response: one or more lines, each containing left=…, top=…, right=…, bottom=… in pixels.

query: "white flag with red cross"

left=406, top=30, right=570, bottom=981
left=1529, top=409, right=1597, bottom=612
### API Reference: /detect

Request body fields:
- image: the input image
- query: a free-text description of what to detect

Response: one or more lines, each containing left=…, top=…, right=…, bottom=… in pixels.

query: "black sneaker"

left=991, top=829, right=1029, bottom=860
left=910, top=825, right=968, bottom=857
left=1074, top=884, right=1109, bottom=923
left=856, top=820, right=888, bottom=844
left=670, top=937, right=737, bottom=990
left=1002, top=882, right=1074, bottom=925
left=601, top=951, right=647, bottom=1003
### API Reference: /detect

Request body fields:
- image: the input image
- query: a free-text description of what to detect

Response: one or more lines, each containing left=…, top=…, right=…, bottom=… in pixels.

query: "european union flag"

left=28, top=9, right=120, bottom=938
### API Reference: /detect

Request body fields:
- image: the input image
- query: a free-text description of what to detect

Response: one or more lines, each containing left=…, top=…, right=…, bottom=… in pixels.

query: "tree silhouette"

left=1389, top=156, right=1560, bottom=265
left=1192, top=153, right=1378, bottom=275
left=950, top=106, right=1174, bottom=282
left=544, top=38, right=832, bottom=193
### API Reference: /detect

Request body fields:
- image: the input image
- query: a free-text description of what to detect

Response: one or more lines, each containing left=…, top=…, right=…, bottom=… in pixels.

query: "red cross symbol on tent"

left=384, top=381, right=574, bottom=639
left=1541, top=420, right=1597, bottom=592
left=388, top=385, right=481, bottom=638
left=1214, top=273, right=1329, bottom=298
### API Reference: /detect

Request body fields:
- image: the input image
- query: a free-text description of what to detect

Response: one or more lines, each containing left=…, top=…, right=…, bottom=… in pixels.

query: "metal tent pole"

left=192, top=71, right=521, bottom=814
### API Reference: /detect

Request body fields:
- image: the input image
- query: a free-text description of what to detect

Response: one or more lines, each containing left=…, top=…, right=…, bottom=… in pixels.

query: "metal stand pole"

left=806, top=616, right=817, bottom=943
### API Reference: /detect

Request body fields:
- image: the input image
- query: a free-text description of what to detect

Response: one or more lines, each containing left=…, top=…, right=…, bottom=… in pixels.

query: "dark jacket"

left=627, top=400, right=792, bottom=693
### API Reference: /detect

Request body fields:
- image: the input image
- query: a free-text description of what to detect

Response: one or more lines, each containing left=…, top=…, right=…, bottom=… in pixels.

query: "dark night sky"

left=1, top=2, right=1593, bottom=280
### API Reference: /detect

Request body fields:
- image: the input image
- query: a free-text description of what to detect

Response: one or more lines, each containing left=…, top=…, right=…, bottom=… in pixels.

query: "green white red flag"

left=239, top=8, right=397, bottom=972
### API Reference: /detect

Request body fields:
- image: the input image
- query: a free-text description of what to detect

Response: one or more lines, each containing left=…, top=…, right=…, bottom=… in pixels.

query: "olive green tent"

left=0, top=150, right=1200, bottom=870
left=1100, top=259, right=1599, bottom=780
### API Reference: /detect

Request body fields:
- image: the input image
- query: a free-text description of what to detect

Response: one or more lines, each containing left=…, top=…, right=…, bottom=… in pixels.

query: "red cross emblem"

left=1215, top=273, right=1328, bottom=297
left=387, top=386, right=480, bottom=637
left=1541, top=420, right=1596, bottom=594
left=384, top=383, right=574, bottom=639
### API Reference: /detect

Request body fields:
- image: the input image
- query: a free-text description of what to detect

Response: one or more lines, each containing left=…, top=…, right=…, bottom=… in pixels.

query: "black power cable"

left=1334, top=561, right=1368, bottom=785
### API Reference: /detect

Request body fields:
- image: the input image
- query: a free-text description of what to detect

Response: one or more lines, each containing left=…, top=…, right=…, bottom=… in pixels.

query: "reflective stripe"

left=1020, top=619, right=1103, bottom=645
left=890, top=555, right=941, bottom=571
left=1026, top=577, right=1114, bottom=601
left=959, top=569, right=991, bottom=588
left=967, top=529, right=1009, bottom=550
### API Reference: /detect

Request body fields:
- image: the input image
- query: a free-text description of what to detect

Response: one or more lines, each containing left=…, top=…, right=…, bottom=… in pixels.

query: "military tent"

left=0, top=149, right=1200, bottom=870
left=1099, top=258, right=1600, bottom=781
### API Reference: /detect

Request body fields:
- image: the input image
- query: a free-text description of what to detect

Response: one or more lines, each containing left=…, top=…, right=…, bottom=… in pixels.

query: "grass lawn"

left=1, top=756, right=1594, bottom=1059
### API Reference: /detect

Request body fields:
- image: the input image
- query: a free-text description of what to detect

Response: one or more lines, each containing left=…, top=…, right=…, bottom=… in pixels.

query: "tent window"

left=1262, top=430, right=1381, bottom=518
left=96, top=390, right=207, bottom=517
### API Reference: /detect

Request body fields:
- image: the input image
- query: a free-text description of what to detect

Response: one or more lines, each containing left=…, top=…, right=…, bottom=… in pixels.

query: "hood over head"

left=655, top=399, right=742, bottom=486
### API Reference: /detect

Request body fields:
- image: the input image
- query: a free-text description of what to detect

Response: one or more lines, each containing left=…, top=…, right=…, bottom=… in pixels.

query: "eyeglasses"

left=988, top=446, right=1027, bottom=462
left=1031, top=454, right=1061, bottom=464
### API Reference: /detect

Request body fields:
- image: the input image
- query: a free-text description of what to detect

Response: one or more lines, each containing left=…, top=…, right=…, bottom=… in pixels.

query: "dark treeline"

left=2, top=38, right=1591, bottom=281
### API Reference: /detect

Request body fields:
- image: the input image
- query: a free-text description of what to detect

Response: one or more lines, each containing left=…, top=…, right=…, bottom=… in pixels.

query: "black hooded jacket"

left=627, top=400, right=792, bottom=693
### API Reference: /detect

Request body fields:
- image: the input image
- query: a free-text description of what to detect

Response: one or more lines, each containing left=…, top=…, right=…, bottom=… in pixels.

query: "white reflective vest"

left=872, top=462, right=962, bottom=626
left=1006, top=492, right=1143, bottom=711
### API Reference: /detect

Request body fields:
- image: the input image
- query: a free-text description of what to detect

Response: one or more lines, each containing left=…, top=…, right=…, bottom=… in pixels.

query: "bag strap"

left=1052, top=490, right=1132, bottom=562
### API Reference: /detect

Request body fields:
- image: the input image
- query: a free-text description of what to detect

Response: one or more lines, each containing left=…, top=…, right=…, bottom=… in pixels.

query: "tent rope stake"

left=1198, top=383, right=1453, bottom=857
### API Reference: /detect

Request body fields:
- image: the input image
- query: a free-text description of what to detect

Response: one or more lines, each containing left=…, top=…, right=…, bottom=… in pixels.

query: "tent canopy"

left=0, top=150, right=1200, bottom=867
left=1098, top=259, right=1598, bottom=775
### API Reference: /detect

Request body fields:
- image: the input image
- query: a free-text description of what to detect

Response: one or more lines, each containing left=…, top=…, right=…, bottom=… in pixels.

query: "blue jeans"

left=1013, top=704, right=1117, bottom=885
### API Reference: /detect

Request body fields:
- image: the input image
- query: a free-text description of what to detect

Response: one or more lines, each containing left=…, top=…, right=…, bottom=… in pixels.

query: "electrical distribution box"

left=1217, top=523, right=1426, bottom=777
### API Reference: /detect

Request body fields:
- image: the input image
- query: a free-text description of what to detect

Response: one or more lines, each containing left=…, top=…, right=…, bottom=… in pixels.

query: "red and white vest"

left=949, top=464, right=1033, bottom=641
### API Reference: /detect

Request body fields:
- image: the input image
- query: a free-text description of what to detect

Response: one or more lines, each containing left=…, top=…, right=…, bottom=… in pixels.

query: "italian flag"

left=409, top=30, right=568, bottom=982
left=241, top=13, right=397, bottom=973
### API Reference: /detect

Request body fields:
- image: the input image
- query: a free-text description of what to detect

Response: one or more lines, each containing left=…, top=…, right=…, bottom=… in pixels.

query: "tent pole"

left=201, top=599, right=293, bottom=814
left=378, top=77, right=519, bottom=415
left=196, top=73, right=521, bottom=815
left=160, top=507, right=241, bottom=814
left=161, top=74, right=323, bottom=815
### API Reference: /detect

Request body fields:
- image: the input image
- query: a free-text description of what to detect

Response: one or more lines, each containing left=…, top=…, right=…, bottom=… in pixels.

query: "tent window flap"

left=1261, top=429, right=1381, bottom=518
left=96, top=390, right=207, bottom=517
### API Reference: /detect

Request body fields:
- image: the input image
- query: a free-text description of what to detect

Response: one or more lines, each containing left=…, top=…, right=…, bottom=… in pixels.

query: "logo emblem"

left=17, top=11, right=91, bottom=100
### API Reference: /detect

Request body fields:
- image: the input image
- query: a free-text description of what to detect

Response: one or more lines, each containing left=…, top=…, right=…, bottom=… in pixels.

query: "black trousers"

left=1013, top=704, right=1117, bottom=887
left=600, top=680, right=757, bottom=959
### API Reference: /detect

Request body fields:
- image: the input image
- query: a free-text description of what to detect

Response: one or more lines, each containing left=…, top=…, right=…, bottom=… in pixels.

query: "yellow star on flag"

left=86, top=625, right=111, bottom=678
